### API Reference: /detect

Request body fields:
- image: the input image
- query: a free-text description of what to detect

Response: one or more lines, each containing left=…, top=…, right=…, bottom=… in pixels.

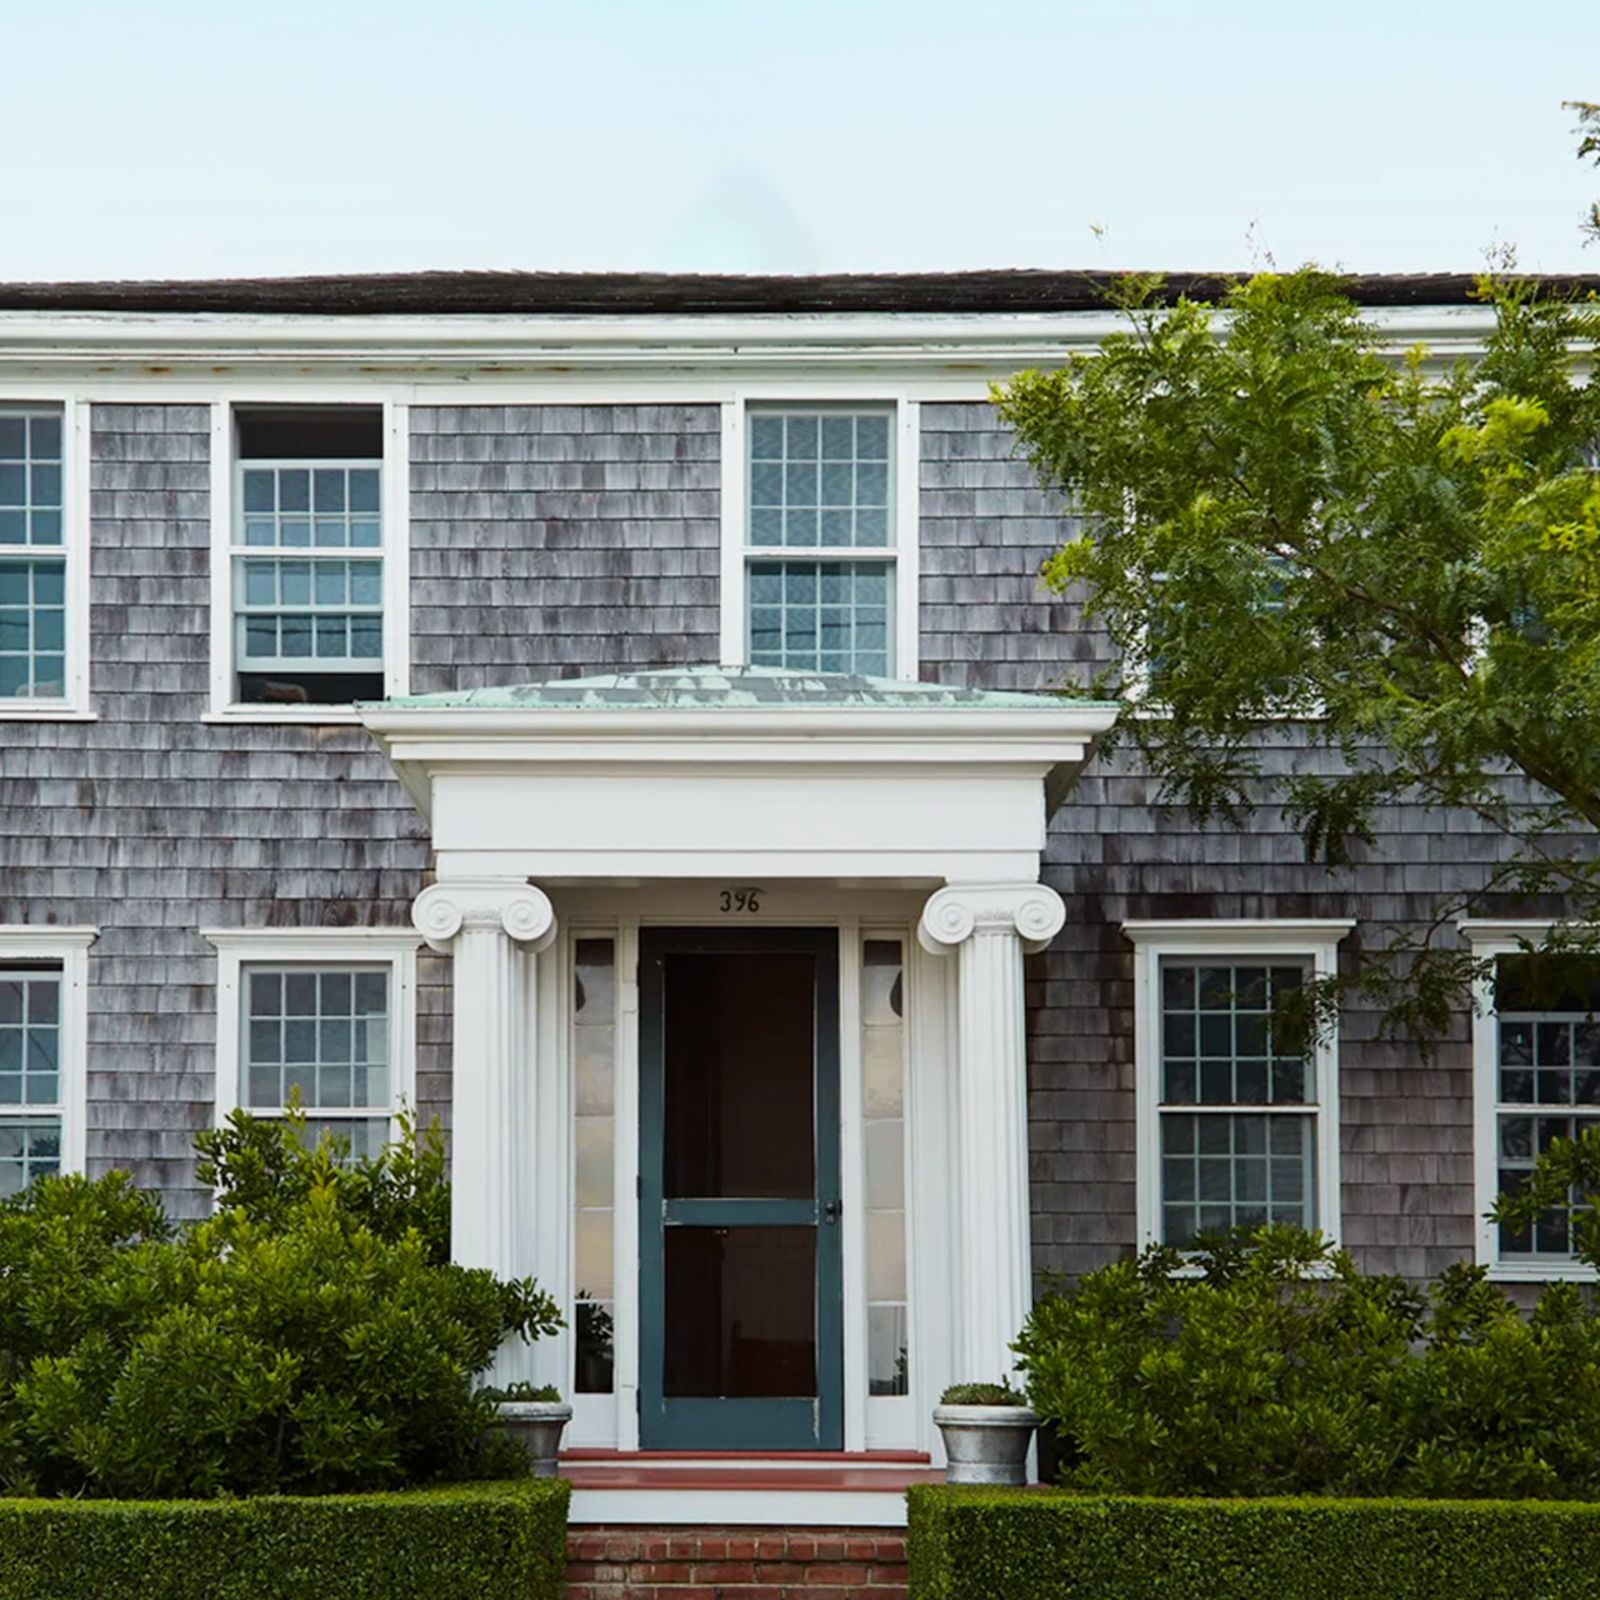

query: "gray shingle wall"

left=920, top=401, right=1485, bottom=1284
left=0, top=392, right=1521, bottom=1288
left=409, top=405, right=720, bottom=688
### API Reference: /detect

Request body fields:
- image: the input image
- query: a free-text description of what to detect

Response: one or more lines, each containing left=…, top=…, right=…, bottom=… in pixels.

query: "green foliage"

left=482, top=1383, right=563, bottom=1404
left=0, top=1117, right=562, bottom=1498
left=994, top=268, right=1600, bottom=1038
left=907, top=1488, right=1600, bottom=1600
left=195, top=1105, right=451, bottom=1263
left=939, top=1382, right=1028, bottom=1406
left=1015, top=1225, right=1600, bottom=1499
left=0, top=1479, right=569, bottom=1600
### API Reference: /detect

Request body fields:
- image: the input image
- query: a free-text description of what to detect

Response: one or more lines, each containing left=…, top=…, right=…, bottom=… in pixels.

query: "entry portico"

left=360, top=667, right=1115, bottom=1467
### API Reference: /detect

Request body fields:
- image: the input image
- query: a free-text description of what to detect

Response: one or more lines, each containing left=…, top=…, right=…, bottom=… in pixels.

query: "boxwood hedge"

left=908, top=1487, right=1600, bottom=1600
left=0, top=1479, right=569, bottom=1600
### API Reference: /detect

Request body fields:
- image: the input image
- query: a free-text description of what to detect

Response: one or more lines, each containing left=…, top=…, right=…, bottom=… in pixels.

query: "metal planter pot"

left=932, top=1404, right=1039, bottom=1486
left=497, top=1400, right=573, bottom=1478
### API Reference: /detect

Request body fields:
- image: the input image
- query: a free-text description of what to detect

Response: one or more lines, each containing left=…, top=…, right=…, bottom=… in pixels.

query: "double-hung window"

left=205, top=930, right=418, bottom=1157
left=1127, top=921, right=1349, bottom=1248
left=223, top=406, right=394, bottom=710
left=1465, top=923, right=1600, bottom=1277
left=0, top=929, right=94, bottom=1195
left=742, top=406, right=899, bottom=677
left=0, top=405, right=72, bottom=708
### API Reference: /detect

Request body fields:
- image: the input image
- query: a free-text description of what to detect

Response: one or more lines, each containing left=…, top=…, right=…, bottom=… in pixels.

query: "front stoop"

left=566, top=1526, right=909, bottom=1599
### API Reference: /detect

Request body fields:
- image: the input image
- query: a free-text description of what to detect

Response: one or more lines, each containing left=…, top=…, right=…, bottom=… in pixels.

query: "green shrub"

left=938, top=1383, right=1028, bottom=1406
left=0, top=1479, right=568, bottom=1600
left=0, top=1116, right=561, bottom=1498
left=1014, top=1224, right=1600, bottom=1498
left=907, top=1489, right=1600, bottom=1600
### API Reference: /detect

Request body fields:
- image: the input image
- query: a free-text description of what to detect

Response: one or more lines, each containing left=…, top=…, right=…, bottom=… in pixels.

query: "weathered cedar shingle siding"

left=409, top=405, right=720, bottom=687
left=0, top=390, right=1533, bottom=1279
left=918, top=402, right=1481, bottom=1281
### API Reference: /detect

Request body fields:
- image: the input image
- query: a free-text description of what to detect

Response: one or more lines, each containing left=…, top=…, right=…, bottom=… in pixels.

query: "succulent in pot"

left=484, top=1382, right=572, bottom=1478
left=933, top=1381, right=1038, bottom=1486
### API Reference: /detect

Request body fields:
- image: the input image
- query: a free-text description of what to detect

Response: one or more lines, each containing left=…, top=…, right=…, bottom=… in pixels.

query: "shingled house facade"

left=2, top=270, right=1597, bottom=1525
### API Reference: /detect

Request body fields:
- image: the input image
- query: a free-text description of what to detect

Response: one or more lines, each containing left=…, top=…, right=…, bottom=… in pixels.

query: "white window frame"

left=0, top=926, right=97, bottom=1176
left=0, top=397, right=93, bottom=721
left=720, top=391, right=919, bottom=681
left=1125, top=919, right=1352, bottom=1249
left=1462, top=919, right=1600, bottom=1282
left=206, top=399, right=410, bottom=723
left=202, top=928, right=420, bottom=1141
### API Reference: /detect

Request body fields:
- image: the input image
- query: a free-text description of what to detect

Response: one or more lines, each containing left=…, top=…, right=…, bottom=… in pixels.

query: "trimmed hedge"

left=907, top=1487, right=1600, bottom=1600
left=0, top=1479, right=569, bottom=1600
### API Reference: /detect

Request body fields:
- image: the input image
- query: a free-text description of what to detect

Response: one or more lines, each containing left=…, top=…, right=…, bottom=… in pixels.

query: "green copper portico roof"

left=365, top=664, right=1117, bottom=714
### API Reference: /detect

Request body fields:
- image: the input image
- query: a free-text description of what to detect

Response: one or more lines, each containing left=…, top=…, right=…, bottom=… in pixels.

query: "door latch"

left=821, top=1199, right=843, bottom=1225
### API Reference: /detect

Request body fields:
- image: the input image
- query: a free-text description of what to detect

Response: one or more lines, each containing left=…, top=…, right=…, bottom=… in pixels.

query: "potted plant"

left=484, top=1382, right=572, bottom=1477
left=932, top=1381, right=1038, bottom=1486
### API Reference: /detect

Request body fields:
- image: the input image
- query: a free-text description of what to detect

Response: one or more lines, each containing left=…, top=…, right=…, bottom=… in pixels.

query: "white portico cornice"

left=0, top=303, right=1511, bottom=381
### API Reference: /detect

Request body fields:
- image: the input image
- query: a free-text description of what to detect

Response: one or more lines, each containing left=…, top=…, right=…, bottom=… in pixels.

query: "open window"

left=225, top=406, right=390, bottom=709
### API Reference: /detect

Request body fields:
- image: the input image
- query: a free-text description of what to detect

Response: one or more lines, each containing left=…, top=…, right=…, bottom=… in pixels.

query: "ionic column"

left=919, top=882, right=1065, bottom=1386
left=412, top=878, right=556, bottom=1279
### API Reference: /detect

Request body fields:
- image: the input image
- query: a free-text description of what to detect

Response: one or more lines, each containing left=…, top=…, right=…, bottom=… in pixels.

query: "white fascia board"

left=0, top=304, right=1508, bottom=376
left=1457, top=918, right=1583, bottom=947
left=200, top=926, right=423, bottom=951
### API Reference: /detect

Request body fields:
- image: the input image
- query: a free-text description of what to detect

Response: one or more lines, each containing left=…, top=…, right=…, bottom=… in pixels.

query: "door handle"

left=821, top=1199, right=842, bottom=1225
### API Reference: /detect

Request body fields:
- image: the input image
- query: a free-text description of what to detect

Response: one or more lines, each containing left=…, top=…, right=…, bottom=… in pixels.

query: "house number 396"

left=719, top=888, right=762, bottom=914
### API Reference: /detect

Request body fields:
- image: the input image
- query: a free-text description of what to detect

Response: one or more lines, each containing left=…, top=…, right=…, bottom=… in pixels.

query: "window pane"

left=0, top=1117, right=61, bottom=1197
left=573, top=938, right=616, bottom=1393
left=0, top=973, right=63, bottom=1116
left=746, top=409, right=894, bottom=550
left=1160, top=1110, right=1316, bottom=1245
left=240, top=965, right=390, bottom=1114
left=0, top=559, right=66, bottom=700
left=862, top=938, right=910, bottom=1397
left=747, top=559, right=893, bottom=676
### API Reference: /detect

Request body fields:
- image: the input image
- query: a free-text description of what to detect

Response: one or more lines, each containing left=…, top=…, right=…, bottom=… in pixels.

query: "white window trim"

left=1125, top=919, right=1353, bottom=1250
left=202, top=927, right=420, bottom=1136
left=0, top=397, right=94, bottom=721
left=719, top=392, right=920, bottom=681
left=206, top=399, right=410, bottom=723
left=1460, top=918, right=1600, bottom=1283
left=0, top=926, right=97, bottom=1174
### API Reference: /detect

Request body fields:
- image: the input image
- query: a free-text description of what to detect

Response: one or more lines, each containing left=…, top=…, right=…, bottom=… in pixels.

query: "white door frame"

left=539, top=883, right=954, bottom=1455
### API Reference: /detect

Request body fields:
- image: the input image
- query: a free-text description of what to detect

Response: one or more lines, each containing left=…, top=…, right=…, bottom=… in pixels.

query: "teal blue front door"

left=638, top=927, right=843, bottom=1451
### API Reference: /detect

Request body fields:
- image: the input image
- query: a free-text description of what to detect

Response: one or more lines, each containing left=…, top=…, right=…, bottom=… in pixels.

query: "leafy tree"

left=996, top=260, right=1600, bottom=1035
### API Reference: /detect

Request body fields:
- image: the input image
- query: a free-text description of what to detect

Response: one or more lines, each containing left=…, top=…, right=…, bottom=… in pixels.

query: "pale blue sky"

left=4, top=0, right=1595, bottom=282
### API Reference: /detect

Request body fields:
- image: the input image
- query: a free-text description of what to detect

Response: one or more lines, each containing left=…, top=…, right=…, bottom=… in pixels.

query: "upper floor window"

left=221, top=406, right=396, bottom=712
left=744, top=407, right=896, bottom=677
left=1, top=405, right=85, bottom=715
left=1126, top=920, right=1349, bottom=1250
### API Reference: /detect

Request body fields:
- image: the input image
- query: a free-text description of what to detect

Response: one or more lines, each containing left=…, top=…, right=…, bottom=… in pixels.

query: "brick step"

left=566, top=1525, right=909, bottom=1600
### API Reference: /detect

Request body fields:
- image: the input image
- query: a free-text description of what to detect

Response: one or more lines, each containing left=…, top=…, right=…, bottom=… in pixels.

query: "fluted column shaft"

left=412, top=879, right=556, bottom=1278
left=920, top=882, right=1065, bottom=1386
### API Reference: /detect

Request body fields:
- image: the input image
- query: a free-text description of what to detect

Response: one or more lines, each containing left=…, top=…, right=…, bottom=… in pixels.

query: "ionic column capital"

left=918, top=881, right=1065, bottom=956
left=411, top=878, right=557, bottom=954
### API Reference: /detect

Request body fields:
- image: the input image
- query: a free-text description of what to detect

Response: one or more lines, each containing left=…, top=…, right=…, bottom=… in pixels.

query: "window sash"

left=0, top=406, right=70, bottom=706
left=239, top=963, right=394, bottom=1119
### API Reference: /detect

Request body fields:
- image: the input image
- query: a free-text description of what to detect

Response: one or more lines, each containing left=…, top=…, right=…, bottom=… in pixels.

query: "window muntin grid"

left=748, top=560, right=891, bottom=677
left=1496, top=1006, right=1600, bottom=1258
left=573, top=938, right=616, bottom=1395
left=862, top=937, right=909, bottom=1398
left=745, top=407, right=896, bottom=676
left=0, top=407, right=66, bottom=702
left=1158, top=960, right=1316, bottom=1245
left=241, top=966, right=392, bottom=1151
left=0, top=969, right=63, bottom=1198
left=232, top=461, right=383, bottom=675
